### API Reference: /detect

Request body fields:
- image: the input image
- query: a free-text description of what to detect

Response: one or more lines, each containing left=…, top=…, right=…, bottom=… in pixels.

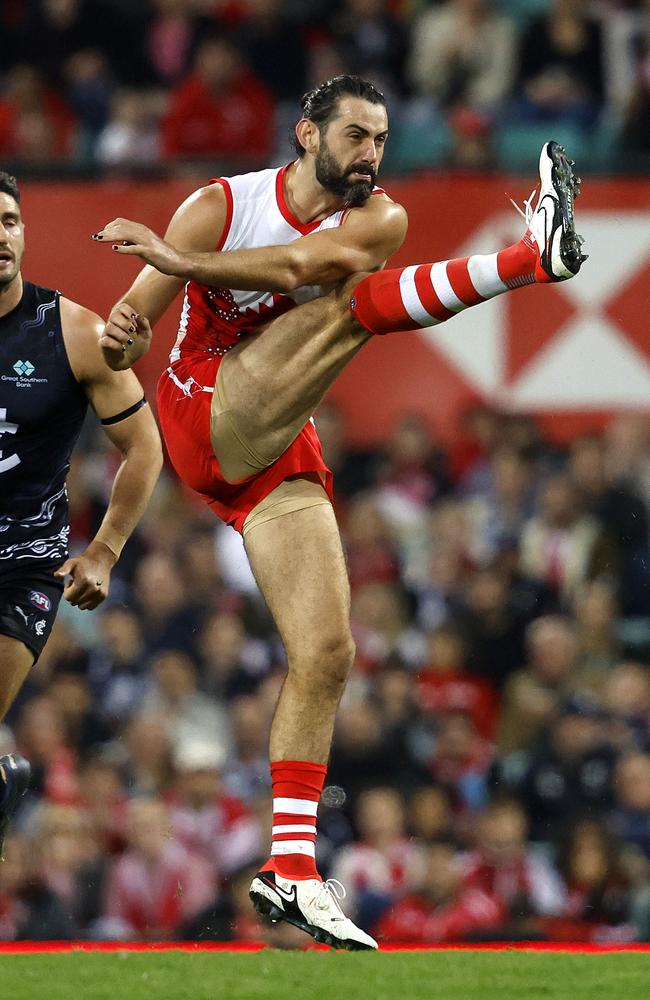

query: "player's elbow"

left=285, top=244, right=360, bottom=291
left=282, top=246, right=311, bottom=292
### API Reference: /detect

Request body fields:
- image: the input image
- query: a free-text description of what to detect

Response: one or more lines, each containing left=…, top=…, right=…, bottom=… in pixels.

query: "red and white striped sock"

left=350, top=233, right=538, bottom=336
left=263, top=760, right=327, bottom=880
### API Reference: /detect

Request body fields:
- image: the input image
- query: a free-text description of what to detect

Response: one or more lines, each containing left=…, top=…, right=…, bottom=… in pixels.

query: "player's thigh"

left=218, top=283, right=369, bottom=419
left=244, top=492, right=353, bottom=674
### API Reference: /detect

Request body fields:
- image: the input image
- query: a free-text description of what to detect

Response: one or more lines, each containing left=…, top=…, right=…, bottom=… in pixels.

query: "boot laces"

left=508, top=187, right=537, bottom=225
left=314, top=878, right=346, bottom=919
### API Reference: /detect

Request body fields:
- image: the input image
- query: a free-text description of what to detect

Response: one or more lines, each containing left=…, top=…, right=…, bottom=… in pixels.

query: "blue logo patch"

left=29, top=590, right=51, bottom=612
left=14, top=360, right=35, bottom=377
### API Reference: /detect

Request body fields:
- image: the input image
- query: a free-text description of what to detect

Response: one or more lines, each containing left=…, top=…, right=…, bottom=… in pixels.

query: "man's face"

left=313, top=97, right=388, bottom=207
left=0, top=192, right=25, bottom=290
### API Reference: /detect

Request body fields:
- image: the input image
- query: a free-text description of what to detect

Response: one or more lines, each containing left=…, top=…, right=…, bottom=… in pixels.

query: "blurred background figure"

left=101, top=797, right=215, bottom=940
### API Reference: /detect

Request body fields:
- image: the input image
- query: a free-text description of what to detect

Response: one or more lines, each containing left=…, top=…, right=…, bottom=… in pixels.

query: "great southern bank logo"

left=3, top=359, right=47, bottom=389
left=13, top=360, right=35, bottom=376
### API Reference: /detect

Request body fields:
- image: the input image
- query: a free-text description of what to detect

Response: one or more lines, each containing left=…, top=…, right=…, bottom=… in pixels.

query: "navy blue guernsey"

left=0, top=281, right=87, bottom=566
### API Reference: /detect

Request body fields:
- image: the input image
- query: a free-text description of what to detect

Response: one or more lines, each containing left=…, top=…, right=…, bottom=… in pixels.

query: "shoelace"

left=508, top=187, right=537, bottom=226
left=314, top=878, right=347, bottom=919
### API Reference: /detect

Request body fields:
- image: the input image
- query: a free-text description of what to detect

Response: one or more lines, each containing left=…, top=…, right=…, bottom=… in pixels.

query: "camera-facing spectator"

left=162, top=34, right=275, bottom=163
left=373, top=839, right=504, bottom=943
left=101, top=797, right=216, bottom=940
left=498, top=616, right=579, bottom=755
left=462, top=799, right=566, bottom=931
left=168, top=738, right=262, bottom=876
left=331, top=786, right=427, bottom=920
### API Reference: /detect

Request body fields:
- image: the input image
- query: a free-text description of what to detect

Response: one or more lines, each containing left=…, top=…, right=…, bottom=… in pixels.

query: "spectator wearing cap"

left=167, top=738, right=261, bottom=878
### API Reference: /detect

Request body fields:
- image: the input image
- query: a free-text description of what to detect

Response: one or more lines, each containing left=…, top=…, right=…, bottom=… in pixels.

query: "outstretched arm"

left=57, top=298, right=163, bottom=608
left=94, top=191, right=407, bottom=294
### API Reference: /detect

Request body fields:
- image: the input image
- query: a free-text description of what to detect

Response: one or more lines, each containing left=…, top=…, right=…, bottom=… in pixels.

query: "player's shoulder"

left=347, top=190, right=408, bottom=237
left=59, top=296, right=106, bottom=383
left=186, top=166, right=277, bottom=207
left=59, top=296, right=104, bottom=339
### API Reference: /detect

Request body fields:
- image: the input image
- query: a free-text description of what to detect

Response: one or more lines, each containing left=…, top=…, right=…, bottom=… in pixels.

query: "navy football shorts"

left=0, top=561, right=64, bottom=661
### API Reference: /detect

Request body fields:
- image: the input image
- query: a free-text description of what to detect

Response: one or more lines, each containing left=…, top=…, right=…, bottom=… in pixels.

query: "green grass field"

left=2, top=951, right=648, bottom=1000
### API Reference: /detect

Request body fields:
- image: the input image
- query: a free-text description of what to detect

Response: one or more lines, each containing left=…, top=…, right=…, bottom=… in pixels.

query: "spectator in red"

left=376, top=412, right=451, bottom=515
left=0, top=64, right=75, bottom=161
left=145, top=0, right=199, bottom=85
left=331, top=786, right=427, bottom=919
left=102, top=797, right=215, bottom=940
left=77, top=755, right=128, bottom=854
left=519, top=474, right=618, bottom=606
left=373, top=840, right=504, bottom=943
left=462, top=800, right=566, bottom=933
left=416, top=624, right=498, bottom=738
left=162, top=34, right=275, bottom=163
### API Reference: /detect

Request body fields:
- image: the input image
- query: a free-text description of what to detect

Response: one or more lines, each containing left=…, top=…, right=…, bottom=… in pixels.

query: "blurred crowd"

left=1, top=0, right=650, bottom=174
left=2, top=400, right=650, bottom=945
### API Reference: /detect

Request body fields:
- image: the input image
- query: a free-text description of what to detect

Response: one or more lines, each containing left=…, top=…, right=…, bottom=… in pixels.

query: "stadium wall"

left=21, top=175, right=650, bottom=444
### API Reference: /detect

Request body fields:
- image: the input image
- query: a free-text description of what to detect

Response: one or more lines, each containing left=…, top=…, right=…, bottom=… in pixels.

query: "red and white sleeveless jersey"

left=170, top=162, right=383, bottom=361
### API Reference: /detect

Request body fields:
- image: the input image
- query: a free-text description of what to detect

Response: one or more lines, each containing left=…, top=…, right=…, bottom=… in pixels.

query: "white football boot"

left=250, top=870, right=378, bottom=951
left=515, top=140, right=587, bottom=283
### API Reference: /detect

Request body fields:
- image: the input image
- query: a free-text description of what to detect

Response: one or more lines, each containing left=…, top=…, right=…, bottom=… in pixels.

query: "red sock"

left=262, top=760, right=327, bottom=880
left=350, top=234, right=537, bottom=336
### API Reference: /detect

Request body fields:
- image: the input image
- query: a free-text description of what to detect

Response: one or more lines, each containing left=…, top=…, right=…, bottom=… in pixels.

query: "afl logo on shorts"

left=29, top=590, right=51, bottom=612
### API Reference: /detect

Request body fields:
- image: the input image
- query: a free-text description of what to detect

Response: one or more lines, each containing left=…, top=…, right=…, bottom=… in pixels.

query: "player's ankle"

left=262, top=855, right=322, bottom=881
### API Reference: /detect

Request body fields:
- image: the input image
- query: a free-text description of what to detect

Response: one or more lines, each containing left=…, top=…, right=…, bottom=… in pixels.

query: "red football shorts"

left=156, top=355, right=334, bottom=533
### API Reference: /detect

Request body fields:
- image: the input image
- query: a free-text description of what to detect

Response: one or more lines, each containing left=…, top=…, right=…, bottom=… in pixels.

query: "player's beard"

left=315, top=143, right=376, bottom=207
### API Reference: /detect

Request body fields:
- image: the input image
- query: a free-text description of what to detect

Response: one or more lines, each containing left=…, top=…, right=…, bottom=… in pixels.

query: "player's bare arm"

left=94, top=189, right=407, bottom=293
left=98, top=184, right=231, bottom=370
left=55, top=297, right=163, bottom=609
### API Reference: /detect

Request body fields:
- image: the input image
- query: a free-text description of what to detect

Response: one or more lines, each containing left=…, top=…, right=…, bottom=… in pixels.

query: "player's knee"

left=334, top=272, right=371, bottom=333
left=289, top=631, right=355, bottom=698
